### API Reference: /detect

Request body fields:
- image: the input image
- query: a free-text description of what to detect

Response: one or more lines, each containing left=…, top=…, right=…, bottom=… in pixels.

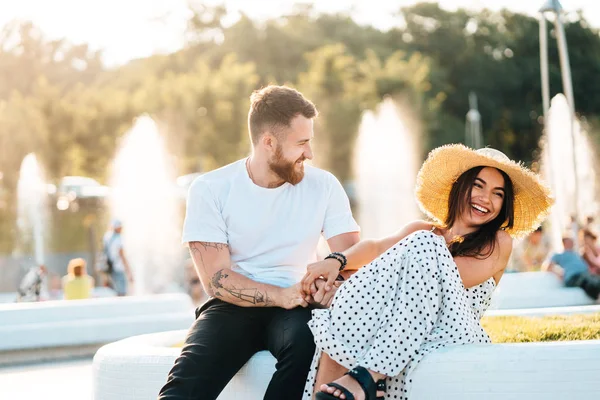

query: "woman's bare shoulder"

left=496, top=230, right=513, bottom=252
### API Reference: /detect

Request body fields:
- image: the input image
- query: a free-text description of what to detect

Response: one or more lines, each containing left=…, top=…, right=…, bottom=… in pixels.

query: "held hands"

left=279, top=253, right=347, bottom=310
left=308, top=278, right=341, bottom=308
left=277, top=283, right=309, bottom=310
left=277, top=280, right=340, bottom=310
left=301, top=258, right=341, bottom=297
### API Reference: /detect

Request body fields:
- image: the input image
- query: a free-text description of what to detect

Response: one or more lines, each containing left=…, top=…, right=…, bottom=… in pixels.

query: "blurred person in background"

left=184, top=258, right=207, bottom=305
left=48, top=273, right=63, bottom=300
left=16, top=264, right=47, bottom=302
left=62, top=257, right=94, bottom=300
left=570, top=215, right=580, bottom=249
left=102, top=219, right=134, bottom=296
left=543, top=236, right=600, bottom=300
left=581, top=229, right=600, bottom=276
left=583, top=215, right=599, bottom=234
left=510, top=226, right=550, bottom=272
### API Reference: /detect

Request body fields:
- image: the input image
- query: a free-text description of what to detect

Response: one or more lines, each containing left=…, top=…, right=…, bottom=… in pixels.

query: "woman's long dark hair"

left=444, top=166, right=515, bottom=258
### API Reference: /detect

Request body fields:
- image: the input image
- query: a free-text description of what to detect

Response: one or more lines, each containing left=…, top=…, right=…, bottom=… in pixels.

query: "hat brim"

left=415, top=144, right=553, bottom=238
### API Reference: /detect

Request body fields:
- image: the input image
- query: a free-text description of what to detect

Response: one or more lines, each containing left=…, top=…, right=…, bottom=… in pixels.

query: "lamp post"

left=539, top=0, right=579, bottom=223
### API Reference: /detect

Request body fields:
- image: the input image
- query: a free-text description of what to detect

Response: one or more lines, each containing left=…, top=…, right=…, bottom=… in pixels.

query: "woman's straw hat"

left=415, top=144, right=553, bottom=238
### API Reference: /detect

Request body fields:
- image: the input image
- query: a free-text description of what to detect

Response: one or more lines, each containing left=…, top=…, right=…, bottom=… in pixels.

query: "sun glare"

left=0, top=0, right=597, bottom=66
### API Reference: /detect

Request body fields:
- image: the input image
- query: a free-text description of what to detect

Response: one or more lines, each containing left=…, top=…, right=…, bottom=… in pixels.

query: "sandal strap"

left=326, top=382, right=355, bottom=400
left=346, top=366, right=377, bottom=400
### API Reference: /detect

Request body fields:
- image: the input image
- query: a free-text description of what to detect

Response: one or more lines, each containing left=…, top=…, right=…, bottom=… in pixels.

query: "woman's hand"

left=301, top=258, right=341, bottom=296
left=308, top=278, right=342, bottom=308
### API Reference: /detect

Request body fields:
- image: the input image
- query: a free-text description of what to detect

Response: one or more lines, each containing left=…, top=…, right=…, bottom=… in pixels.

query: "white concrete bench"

left=93, top=330, right=276, bottom=400
left=489, top=272, right=596, bottom=309
left=410, top=340, right=600, bottom=399
left=0, top=286, right=117, bottom=303
left=93, top=329, right=600, bottom=400
left=0, top=293, right=194, bottom=355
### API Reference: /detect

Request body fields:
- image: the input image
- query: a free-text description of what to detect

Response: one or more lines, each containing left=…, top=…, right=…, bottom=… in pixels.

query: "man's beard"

left=269, top=145, right=305, bottom=185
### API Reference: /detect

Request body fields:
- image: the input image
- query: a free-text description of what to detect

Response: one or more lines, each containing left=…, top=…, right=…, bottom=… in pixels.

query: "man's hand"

left=301, top=258, right=341, bottom=297
left=307, top=278, right=341, bottom=308
left=275, top=283, right=309, bottom=310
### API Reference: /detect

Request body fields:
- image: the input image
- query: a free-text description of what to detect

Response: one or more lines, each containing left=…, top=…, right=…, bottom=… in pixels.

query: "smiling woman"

left=300, top=144, right=552, bottom=400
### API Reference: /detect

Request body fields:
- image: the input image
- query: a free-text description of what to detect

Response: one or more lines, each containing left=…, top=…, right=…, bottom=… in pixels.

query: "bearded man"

left=159, top=85, right=360, bottom=400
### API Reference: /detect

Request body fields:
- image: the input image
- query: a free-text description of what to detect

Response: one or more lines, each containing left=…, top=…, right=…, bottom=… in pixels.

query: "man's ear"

left=262, top=132, right=277, bottom=152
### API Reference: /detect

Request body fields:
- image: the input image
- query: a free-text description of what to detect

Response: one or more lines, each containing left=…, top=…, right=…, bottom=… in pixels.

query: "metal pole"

left=539, top=14, right=554, bottom=220
left=554, top=12, right=580, bottom=223
left=554, top=15, right=576, bottom=113
left=539, top=16, right=550, bottom=120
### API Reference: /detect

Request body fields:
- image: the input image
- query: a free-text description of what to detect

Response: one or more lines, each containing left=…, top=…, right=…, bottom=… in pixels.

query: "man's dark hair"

left=248, top=85, right=317, bottom=145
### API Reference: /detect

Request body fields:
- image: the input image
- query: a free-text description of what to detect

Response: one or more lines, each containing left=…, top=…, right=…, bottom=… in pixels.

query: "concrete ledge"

left=0, top=287, right=117, bottom=304
left=410, top=341, right=600, bottom=399
left=0, top=294, right=194, bottom=353
left=93, top=331, right=275, bottom=400
left=1, top=344, right=102, bottom=367
left=486, top=304, right=600, bottom=317
left=93, top=330, right=600, bottom=400
left=490, top=272, right=596, bottom=309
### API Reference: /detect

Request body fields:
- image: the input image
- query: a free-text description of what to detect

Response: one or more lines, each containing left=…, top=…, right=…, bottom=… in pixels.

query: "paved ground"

left=0, top=358, right=93, bottom=399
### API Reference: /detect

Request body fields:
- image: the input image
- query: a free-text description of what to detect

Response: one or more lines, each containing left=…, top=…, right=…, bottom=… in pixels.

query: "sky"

left=0, top=0, right=596, bottom=66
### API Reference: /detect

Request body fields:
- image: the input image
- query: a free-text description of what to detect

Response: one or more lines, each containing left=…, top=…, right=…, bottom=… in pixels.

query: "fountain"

left=110, top=115, right=183, bottom=294
left=353, top=98, right=421, bottom=238
left=542, top=94, right=597, bottom=250
left=16, top=153, right=48, bottom=265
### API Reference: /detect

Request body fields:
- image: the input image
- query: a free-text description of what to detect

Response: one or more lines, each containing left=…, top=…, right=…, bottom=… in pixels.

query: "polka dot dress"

left=303, top=230, right=496, bottom=399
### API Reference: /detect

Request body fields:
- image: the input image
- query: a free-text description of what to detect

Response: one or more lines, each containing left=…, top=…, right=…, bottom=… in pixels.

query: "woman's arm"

left=301, top=220, right=432, bottom=294
left=341, top=220, right=434, bottom=270
left=371, top=221, right=434, bottom=262
left=454, top=230, right=513, bottom=288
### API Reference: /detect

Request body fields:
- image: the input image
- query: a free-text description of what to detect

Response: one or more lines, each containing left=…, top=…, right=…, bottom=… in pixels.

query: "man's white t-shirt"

left=182, top=159, right=359, bottom=288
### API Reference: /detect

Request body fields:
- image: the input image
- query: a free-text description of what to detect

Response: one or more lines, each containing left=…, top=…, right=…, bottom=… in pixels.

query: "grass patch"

left=170, top=314, right=600, bottom=348
left=482, top=313, right=600, bottom=343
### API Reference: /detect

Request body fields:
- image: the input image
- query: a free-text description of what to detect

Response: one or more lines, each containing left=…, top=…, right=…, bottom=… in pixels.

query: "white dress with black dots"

left=303, top=229, right=496, bottom=399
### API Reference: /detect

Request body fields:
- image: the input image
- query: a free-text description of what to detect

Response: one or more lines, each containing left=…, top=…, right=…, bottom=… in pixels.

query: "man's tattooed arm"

left=188, top=242, right=227, bottom=296
left=210, top=269, right=274, bottom=305
left=188, top=241, right=280, bottom=307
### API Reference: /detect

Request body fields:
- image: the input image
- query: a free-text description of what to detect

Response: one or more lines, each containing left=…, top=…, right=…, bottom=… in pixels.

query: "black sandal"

left=316, top=366, right=386, bottom=400
left=376, top=379, right=386, bottom=399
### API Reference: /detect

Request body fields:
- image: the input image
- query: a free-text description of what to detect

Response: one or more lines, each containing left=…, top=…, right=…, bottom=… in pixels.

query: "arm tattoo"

left=194, top=242, right=228, bottom=252
left=188, top=242, right=271, bottom=306
left=189, top=242, right=228, bottom=292
left=211, top=269, right=273, bottom=306
left=189, top=242, right=227, bottom=261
